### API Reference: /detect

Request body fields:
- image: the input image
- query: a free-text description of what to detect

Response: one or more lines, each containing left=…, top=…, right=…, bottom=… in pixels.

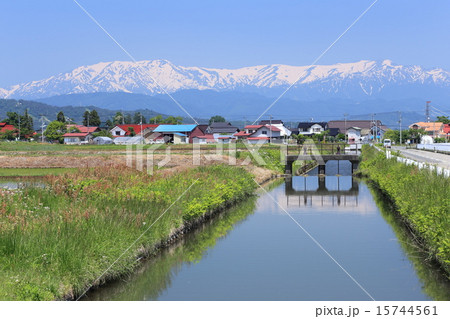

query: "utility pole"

left=375, top=114, right=378, bottom=143
left=18, top=115, right=21, bottom=141
left=398, top=111, right=402, bottom=145
left=269, top=115, right=272, bottom=144
left=40, top=115, right=46, bottom=143
left=371, top=113, right=377, bottom=143
left=344, top=113, right=348, bottom=144
left=426, top=101, right=431, bottom=122
left=140, top=114, right=143, bottom=144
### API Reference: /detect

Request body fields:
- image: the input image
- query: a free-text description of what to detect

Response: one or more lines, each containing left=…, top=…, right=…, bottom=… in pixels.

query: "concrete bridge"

left=284, top=176, right=359, bottom=207
left=285, top=154, right=360, bottom=175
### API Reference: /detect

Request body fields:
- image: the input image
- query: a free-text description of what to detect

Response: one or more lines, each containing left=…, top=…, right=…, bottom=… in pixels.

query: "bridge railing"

left=286, top=143, right=348, bottom=155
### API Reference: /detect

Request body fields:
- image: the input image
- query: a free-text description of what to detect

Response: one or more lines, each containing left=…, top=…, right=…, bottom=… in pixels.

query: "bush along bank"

left=0, top=164, right=256, bottom=300
left=359, top=146, right=450, bottom=276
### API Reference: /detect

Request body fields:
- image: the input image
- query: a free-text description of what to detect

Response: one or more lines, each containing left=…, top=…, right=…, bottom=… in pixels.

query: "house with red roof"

left=234, top=124, right=285, bottom=144
left=191, top=134, right=216, bottom=144
left=444, top=124, right=450, bottom=140
left=63, top=125, right=100, bottom=145
left=0, top=122, right=17, bottom=134
left=110, top=124, right=159, bottom=138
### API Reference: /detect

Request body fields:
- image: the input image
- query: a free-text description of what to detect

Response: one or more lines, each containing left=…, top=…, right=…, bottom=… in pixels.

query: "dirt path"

left=0, top=153, right=275, bottom=184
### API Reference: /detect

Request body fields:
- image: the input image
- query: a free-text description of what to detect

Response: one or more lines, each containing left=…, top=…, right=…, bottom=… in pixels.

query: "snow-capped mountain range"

left=1, top=59, right=449, bottom=100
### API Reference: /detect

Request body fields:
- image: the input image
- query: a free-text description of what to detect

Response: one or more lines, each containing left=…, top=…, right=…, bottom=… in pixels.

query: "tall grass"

left=0, top=164, right=256, bottom=300
left=359, top=146, right=450, bottom=276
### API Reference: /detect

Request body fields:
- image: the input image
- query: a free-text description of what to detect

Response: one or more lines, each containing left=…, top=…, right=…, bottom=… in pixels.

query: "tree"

left=164, top=116, right=183, bottom=125
left=124, top=114, right=132, bottom=124
left=113, top=112, right=124, bottom=125
left=2, top=110, right=34, bottom=139
left=383, top=129, right=400, bottom=143
left=20, top=109, right=34, bottom=139
left=292, top=134, right=306, bottom=145
left=209, top=115, right=226, bottom=125
left=57, top=111, right=66, bottom=123
left=82, top=111, right=90, bottom=126
left=105, top=119, right=114, bottom=129
left=93, top=130, right=113, bottom=138
left=3, top=111, right=20, bottom=126
left=44, top=121, right=67, bottom=143
left=89, top=110, right=101, bottom=126
left=149, top=114, right=164, bottom=124
left=82, top=110, right=101, bottom=126
left=436, top=116, right=449, bottom=124
left=133, top=112, right=146, bottom=124
left=128, top=127, right=136, bottom=137
left=0, top=129, right=16, bottom=141
left=336, top=133, right=346, bottom=141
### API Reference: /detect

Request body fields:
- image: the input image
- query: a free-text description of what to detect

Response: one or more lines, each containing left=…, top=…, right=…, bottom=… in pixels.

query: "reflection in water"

left=83, top=196, right=258, bottom=301
left=368, top=184, right=450, bottom=301
left=285, top=176, right=359, bottom=208
left=82, top=161, right=450, bottom=301
left=0, top=180, right=46, bottom=190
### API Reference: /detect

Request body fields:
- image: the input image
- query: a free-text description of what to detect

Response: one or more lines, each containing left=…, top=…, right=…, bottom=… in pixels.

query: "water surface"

left=84, top=161, right=450, bottom=301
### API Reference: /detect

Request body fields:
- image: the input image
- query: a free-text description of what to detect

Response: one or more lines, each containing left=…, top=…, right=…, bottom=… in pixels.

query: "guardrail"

left=416, top=143, right=450, bottom=155
left=385, top=150, right=449, bottom=178
left=286, top=143, right=350, bottom=155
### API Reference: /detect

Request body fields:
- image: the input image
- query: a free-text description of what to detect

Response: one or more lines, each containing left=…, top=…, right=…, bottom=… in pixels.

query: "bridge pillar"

left=318, top=164, right=326, bottom=175
left=285, top=161, right=293, bottom=175
left=351, top=161, right=359, bottom=174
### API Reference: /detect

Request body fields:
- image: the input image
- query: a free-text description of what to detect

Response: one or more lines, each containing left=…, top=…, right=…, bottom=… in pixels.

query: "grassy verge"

left=367, top=183, right=450, bottom=300
left=359, top=145, right=450, bottom=276
left=0, top=164, right=256, bottom=300
left=0, top=168, right=77, bottom=177
left=236, top=147, right=284, bottom=173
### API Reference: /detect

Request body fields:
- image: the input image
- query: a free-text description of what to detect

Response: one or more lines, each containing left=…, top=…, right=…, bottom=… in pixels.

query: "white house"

left=246, top=125, right=282, bottom=144
left=192, top=134, right=215, bottom=144
left=347, top=127, right=362, bottom=144
left=259, top=120, right=291, bottom=137
left=63, top=132, right=94, bottom=145
left=295, top=122, right=328, bottom=135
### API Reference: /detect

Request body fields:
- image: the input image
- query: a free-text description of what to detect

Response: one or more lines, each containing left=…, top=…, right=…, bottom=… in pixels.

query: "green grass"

left=359, top=145, right=450, bottom=276
left=235, top=147, right=284, bottom=173
left=0, top=164, right=256, bottom=300
left=0, top=168, right=77, bottom=177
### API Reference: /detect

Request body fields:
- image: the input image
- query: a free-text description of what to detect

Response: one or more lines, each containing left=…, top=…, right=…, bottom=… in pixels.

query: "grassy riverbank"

left=0, top=164, right=256, bottom=300
left=359, top=146, right=450, bottom=276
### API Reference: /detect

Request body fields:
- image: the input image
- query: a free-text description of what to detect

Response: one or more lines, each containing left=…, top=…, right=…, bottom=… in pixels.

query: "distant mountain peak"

left=0, top=59, right=449, bottom=100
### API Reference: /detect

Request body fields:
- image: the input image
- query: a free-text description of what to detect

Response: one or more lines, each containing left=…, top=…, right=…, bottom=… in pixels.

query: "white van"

left=383, top=139, right=392, bottom=148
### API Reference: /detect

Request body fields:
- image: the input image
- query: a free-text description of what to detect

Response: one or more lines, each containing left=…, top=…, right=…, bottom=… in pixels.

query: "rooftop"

left=153, top=124, right=197, bottom=133
left=113, top=124, right=159, bottom=135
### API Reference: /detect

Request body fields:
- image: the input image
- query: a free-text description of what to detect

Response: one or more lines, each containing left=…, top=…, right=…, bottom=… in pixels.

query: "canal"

left=80, top=161, right=450, bottom=301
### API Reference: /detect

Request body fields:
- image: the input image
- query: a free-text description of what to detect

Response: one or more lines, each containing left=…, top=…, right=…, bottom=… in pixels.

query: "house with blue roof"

left=152, top=124, right=200, bottom=144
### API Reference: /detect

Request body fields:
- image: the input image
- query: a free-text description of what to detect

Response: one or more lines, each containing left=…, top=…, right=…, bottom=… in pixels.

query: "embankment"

left=0, top=164, right=266, bottom=300
left=359, top=146, right=450, bottom=277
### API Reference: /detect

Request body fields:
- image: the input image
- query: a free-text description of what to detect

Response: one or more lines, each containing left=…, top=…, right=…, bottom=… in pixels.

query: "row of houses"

left=409, top=122, right=450, bottom=139
left=109, top=120, right=392, bottom=145
left=58, top=119, right=450, bottom=145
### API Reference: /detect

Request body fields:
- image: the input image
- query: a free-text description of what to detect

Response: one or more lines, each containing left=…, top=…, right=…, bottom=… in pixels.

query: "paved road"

left=392, top=146, right=450, bottom=169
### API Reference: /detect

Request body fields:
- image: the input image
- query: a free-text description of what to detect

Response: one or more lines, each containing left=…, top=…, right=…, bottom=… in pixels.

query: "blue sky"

left=1, top=0, right=449, bottom=87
